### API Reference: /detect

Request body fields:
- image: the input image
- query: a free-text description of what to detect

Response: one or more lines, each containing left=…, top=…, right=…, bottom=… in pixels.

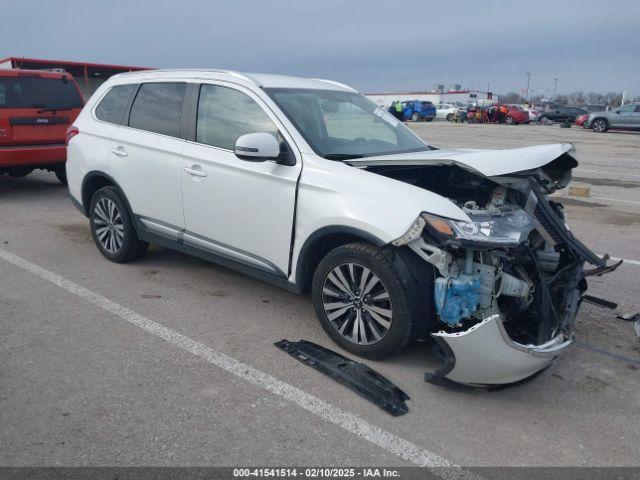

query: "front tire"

left=446, top=113, right=453, bottom=122
left=592, top=118, right=608, bottom=133
left=311, top=242, right=413, bottom=359
left=89, top=186, right=148, bottom=263
left=538, top=115, right=548, bottom=123
left=411, top=112, right=418, bottom=122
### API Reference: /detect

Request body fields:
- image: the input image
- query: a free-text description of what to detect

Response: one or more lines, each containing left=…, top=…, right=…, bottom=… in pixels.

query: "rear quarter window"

left=128, top=83, right=186, bottom=137
left=95, top=84, right=137, bottom=124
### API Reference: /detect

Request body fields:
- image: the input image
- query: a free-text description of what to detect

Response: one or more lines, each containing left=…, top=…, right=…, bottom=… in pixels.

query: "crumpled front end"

left=429, top=314, right=573, bottom=385
left=387, top=148, right=621, bottom=386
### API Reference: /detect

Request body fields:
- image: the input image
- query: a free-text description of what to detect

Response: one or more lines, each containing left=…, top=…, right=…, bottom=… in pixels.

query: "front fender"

left=290, top=154, right=467, bottom=283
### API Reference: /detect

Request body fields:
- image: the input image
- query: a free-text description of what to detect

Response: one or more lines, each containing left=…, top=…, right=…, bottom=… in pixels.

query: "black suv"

left=538, top=106, right=588, bottom=123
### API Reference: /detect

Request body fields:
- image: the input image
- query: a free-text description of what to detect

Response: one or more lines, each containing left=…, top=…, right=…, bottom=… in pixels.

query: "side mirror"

left=234, top=132, right=280, bottom=162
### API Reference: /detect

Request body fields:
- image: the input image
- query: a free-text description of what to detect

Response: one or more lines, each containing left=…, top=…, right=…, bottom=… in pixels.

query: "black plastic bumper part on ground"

left=275, top=340, right=410, bottom=416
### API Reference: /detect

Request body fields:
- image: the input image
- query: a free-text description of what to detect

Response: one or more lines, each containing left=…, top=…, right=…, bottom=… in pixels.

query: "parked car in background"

left=575, top=113, right=589, bottom=127
left=0, top=69, right=84, bottom=184
left=66, top=69, right=619, bottom=386
left=538, top=106, right=588, bottom=123
left=436, top=103, right=463, bottom=121
left=499, top=105, right=530, bottom=124
left=584, top=103, right=640, bottom=132
left=522, top=106, right=541, bottom=122
left=402, top=100, right=436, bottom=122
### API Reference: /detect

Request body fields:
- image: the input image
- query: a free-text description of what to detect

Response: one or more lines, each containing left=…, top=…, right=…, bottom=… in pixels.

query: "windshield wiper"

left=37, top=107, right=75, bottom=114
left=324, top=153, right=366, bottom=160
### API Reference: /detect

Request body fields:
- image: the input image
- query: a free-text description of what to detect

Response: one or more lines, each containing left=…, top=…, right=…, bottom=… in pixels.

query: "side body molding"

left=137, top=216, right=286, bottom=278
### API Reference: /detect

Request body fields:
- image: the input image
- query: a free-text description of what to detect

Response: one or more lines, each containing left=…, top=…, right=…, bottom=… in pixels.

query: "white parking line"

left=604, top=255, right=640, bottom=267
left=0, top=247, right=478, bottom=480
left=588, top=195, right=640, bottom=206
left=575, top=169, right=640, bottom=179
left=554, top=193, right=640, bottom=207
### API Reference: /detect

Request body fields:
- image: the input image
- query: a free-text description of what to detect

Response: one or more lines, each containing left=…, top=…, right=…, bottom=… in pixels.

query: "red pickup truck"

left=0, top=69, right=84, bottom=184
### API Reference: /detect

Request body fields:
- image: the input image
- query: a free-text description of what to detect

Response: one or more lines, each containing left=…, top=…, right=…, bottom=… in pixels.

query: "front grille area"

left=533, top=204, right=565, bottom=243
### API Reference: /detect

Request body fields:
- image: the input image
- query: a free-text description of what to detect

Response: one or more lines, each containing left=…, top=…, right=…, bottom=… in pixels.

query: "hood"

left=346, top=143, right=575, bottom=178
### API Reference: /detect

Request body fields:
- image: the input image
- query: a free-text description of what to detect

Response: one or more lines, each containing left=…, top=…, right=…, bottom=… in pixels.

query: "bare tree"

left=586, top=92, right=606, bottom=104
left=605, top=92, right=623, bottom=106
left=499, top=92, right=526, bottom=104
left=530, top=94, right=544, bottom=105
left=567, top=91, right=585, bottom=105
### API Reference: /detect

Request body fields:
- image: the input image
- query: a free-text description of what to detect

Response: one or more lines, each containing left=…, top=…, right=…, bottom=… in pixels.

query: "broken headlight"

left=392, top=208, right=535, bottom=247
left=426, top=207, right=536, bottom=246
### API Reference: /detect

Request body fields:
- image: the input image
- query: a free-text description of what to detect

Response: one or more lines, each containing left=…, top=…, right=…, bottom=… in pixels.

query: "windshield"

left=265, top=88, right=430, bottom=159
left=0, top=76, right=83, bottom=109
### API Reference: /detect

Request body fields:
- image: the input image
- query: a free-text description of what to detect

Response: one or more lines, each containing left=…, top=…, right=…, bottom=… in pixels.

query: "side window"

left=620, top=104, right=635, bottom=113
left=196, top=84, right=278, bottom=150
left=0, top=84, right=5, bottom=105
left=128, top=83, right=186, bottom=137
left=95, top=84, right=136, bottom=124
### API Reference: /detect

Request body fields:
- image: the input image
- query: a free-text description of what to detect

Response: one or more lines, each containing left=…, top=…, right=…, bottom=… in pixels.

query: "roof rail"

left=310, top=78, right=356, bottom=92
left=114, top=68, right=257, bottom=84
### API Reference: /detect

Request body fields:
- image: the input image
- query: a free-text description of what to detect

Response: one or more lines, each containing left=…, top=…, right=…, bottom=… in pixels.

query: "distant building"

left=0, top=56, right=149, bottom=98
left=365, top=89, right=495, bottom=108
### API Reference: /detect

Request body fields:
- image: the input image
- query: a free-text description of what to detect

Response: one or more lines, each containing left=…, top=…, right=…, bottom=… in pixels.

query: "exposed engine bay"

left=355, top=149, right=622, bottom=386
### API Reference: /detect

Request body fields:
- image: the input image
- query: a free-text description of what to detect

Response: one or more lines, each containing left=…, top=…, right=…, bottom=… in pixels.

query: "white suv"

left=67, top=70, right=618, bottom=386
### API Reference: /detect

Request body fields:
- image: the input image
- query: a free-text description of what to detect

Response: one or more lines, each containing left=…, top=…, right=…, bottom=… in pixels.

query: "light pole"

left=553, top=78, right=558, bottom=99
left=525, top=72, right=531, bottom=101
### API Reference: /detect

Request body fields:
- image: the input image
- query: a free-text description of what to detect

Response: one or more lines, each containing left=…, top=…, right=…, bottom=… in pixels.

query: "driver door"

left=180, top=83, right=301, bottom=277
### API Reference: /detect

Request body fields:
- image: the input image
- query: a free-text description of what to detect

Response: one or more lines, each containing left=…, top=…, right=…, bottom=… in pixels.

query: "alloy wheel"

left=93, top=198, right=125, bottom=254
left=321, top=262, right=393, bottom=345
left=593, top=120, right=607, bottom=132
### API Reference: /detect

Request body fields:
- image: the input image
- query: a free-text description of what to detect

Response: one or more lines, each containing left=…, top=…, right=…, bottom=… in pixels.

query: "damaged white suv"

left=67, top=70, right=620, bottom=386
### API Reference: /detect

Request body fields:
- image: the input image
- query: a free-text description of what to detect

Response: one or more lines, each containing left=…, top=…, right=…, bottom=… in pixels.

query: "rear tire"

left=311, top=242, right=413, bottom=359
left=505, top=116, right=515, bottom=125
left=592, top=118, right=608, bottom=133
left=89, top=186, right=148, bottom=263
left=446, top=113, right=453, bottom=122
left=411, top=112, right=418, bottom=122
left=538, top=115, right=548, bottom=123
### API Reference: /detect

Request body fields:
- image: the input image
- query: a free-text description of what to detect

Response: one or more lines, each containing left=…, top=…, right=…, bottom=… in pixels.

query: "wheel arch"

left=294, top=226, right=386, bottom=293
left=296, top=226, right=437, bottom=339
left=81, top=171, right=134, bottom=219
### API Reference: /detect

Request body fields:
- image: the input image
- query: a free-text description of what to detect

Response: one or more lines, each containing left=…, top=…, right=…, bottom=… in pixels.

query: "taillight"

left=66, top=125, right=79, bottom=145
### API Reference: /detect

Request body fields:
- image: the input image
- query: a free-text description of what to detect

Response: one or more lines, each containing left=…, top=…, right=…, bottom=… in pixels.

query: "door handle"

left=183, top=166, right=207, bottom=177
left=111, top=146, right=128, bottom=157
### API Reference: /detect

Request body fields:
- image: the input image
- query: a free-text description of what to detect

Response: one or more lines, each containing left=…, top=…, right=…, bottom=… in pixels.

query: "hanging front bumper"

left=426, top=314, right=574, bottom=386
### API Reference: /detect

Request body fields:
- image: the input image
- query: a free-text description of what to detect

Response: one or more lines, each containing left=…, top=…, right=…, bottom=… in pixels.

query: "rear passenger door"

left=109, top=82, right=188, bottom=232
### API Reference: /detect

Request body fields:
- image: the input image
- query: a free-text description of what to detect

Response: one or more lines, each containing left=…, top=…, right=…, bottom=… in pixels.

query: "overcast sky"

left=2, top=0, right=639, bottom=96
